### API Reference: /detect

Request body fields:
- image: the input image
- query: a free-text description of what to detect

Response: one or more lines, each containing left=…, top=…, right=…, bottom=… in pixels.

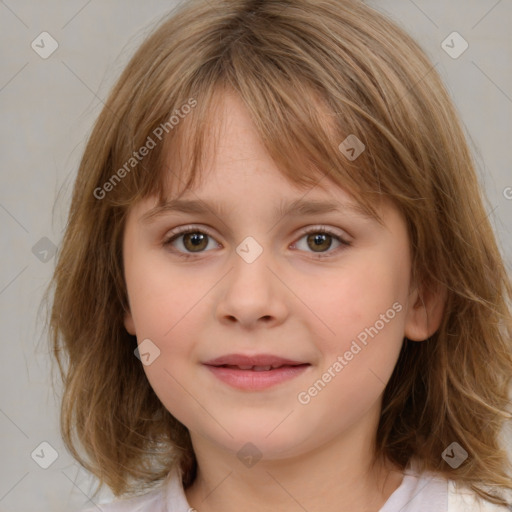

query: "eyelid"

left=290, top=225, right=352, bottom=258
left=163, top=224, right=351, bottom=241
left=164, top=224, right=218, bottom=240
left=294, top=225, right=351, bottom=242
left=162, top=224, right=220, bottom=248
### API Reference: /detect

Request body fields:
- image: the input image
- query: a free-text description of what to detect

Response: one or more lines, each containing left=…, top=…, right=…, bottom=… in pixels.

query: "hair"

left=44, top=0, right=512, bottom=506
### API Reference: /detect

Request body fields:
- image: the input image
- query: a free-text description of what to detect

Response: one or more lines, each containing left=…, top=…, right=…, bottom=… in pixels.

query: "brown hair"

left=45, top=0, right=512, bottom=506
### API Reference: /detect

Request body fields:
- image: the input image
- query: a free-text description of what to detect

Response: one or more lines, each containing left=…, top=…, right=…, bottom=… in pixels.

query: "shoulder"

left=79, top=486, right=164, bottom=512
left=78, top=467, right=189, bottom=512
left=448, top=480, right=512, bottom=512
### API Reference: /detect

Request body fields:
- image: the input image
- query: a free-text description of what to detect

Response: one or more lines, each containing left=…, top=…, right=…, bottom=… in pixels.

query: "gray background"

left=0, top=1, right=511, bottom=511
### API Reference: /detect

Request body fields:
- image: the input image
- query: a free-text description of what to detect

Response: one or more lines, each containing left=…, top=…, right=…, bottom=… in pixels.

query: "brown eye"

left=163, top=226, right=350, bottom=259
left=306, top=232, right=333, bottom=252
left=182, top=232, right=208, bottom=252
left=293, top=228, right=350, bottom=257
left=163, top=228, right=219, bottom=256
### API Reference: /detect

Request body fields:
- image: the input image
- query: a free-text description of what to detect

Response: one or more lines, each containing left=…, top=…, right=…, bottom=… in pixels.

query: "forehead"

left=132, top=170, right=380, bottom=231
left=160, top=92, right=344, bottom=192
left=125, top=86, right=384, bottom=227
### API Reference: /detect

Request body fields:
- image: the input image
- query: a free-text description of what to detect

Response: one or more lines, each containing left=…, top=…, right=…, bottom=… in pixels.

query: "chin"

left=207, top=419, right=313, bottom=460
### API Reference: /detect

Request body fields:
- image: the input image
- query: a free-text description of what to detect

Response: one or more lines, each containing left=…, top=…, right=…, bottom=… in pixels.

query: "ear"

left=124, top=309, right=136, bottom=336
left=404, top=280, right=446, bottom=342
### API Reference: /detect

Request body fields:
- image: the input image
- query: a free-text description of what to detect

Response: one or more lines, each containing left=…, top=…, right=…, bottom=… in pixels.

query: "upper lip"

left=203, top=354, right=309, bottom=368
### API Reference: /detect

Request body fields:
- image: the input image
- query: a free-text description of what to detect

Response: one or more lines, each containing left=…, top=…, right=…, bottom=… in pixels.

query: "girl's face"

left=122, top=92, right=431, bottom=461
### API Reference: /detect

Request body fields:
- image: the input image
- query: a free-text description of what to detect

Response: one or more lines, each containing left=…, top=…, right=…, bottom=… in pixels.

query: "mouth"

left=203, top=353, right=309, bottom=368
left=203, top=354, right=311, bottom=390
left=212, top=363, right=309, bottom=371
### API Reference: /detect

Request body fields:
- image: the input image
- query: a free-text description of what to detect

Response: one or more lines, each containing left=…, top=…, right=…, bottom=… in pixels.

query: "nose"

left=215, top=243, right=289, bottom=330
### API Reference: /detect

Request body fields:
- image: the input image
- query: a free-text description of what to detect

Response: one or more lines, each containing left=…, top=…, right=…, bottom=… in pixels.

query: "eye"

left=292, top=227, right=351, bottom=257
left=163, top=226, right=220, bottom=257
left=163, top=225, right=351, bottom=259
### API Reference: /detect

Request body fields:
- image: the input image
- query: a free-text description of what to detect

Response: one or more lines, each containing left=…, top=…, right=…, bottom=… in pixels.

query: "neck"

left=184, top=414, right=404, bottom=512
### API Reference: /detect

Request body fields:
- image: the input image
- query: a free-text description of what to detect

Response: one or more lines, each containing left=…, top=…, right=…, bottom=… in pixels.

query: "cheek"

left=306, top=252, right=409, bottom=356
left=296, top=259, right=407, bottom=427
left=140, top=307, right=225, bottom=438
left=124, top=244, right=202, bottom=338
left=124, top=250, right=205, bottom=408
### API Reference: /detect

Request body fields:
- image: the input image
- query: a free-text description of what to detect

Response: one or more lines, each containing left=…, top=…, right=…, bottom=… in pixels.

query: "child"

left=46, top=0, right=512, bottom=510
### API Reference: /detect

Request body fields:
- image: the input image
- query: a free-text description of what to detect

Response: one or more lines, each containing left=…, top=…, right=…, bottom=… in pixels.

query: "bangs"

left=100, top=32, right=396, bottom=224
left=151, top=81, right=383, bottom=225
left=92, top=0, right=447, bottom=227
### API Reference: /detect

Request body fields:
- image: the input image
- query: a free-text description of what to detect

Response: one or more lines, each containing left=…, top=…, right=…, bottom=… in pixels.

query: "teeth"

left=223, top=364, right=290, bottom=370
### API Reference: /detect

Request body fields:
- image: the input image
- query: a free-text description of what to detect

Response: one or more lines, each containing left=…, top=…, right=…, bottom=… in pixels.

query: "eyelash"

left=162, top=225, right=351, bottom=260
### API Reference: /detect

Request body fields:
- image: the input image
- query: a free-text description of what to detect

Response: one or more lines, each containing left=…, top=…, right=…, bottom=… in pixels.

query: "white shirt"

left=81, top=461, right=511, bottom=512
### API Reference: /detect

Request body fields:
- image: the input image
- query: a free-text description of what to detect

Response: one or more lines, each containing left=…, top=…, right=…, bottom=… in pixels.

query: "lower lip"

left=204, top=364, right=310, bottom=390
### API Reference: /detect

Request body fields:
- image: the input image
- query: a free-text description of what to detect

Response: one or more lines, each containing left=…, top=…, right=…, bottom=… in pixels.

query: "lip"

left=203, top=353, right=311, bottom=391
left=203, top=353, right=308, bottom=367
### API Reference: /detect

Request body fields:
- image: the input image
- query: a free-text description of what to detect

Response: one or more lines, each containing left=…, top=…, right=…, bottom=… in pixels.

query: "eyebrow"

left=139, top=197, right=374, bottom=225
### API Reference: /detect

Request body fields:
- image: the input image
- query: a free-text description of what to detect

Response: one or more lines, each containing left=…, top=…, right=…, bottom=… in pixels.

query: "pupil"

left=309, top=233, right=331, bottom=252
left=185, top=233, right=207, bottom=251
left=190, top=234, right=203, bottom=245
